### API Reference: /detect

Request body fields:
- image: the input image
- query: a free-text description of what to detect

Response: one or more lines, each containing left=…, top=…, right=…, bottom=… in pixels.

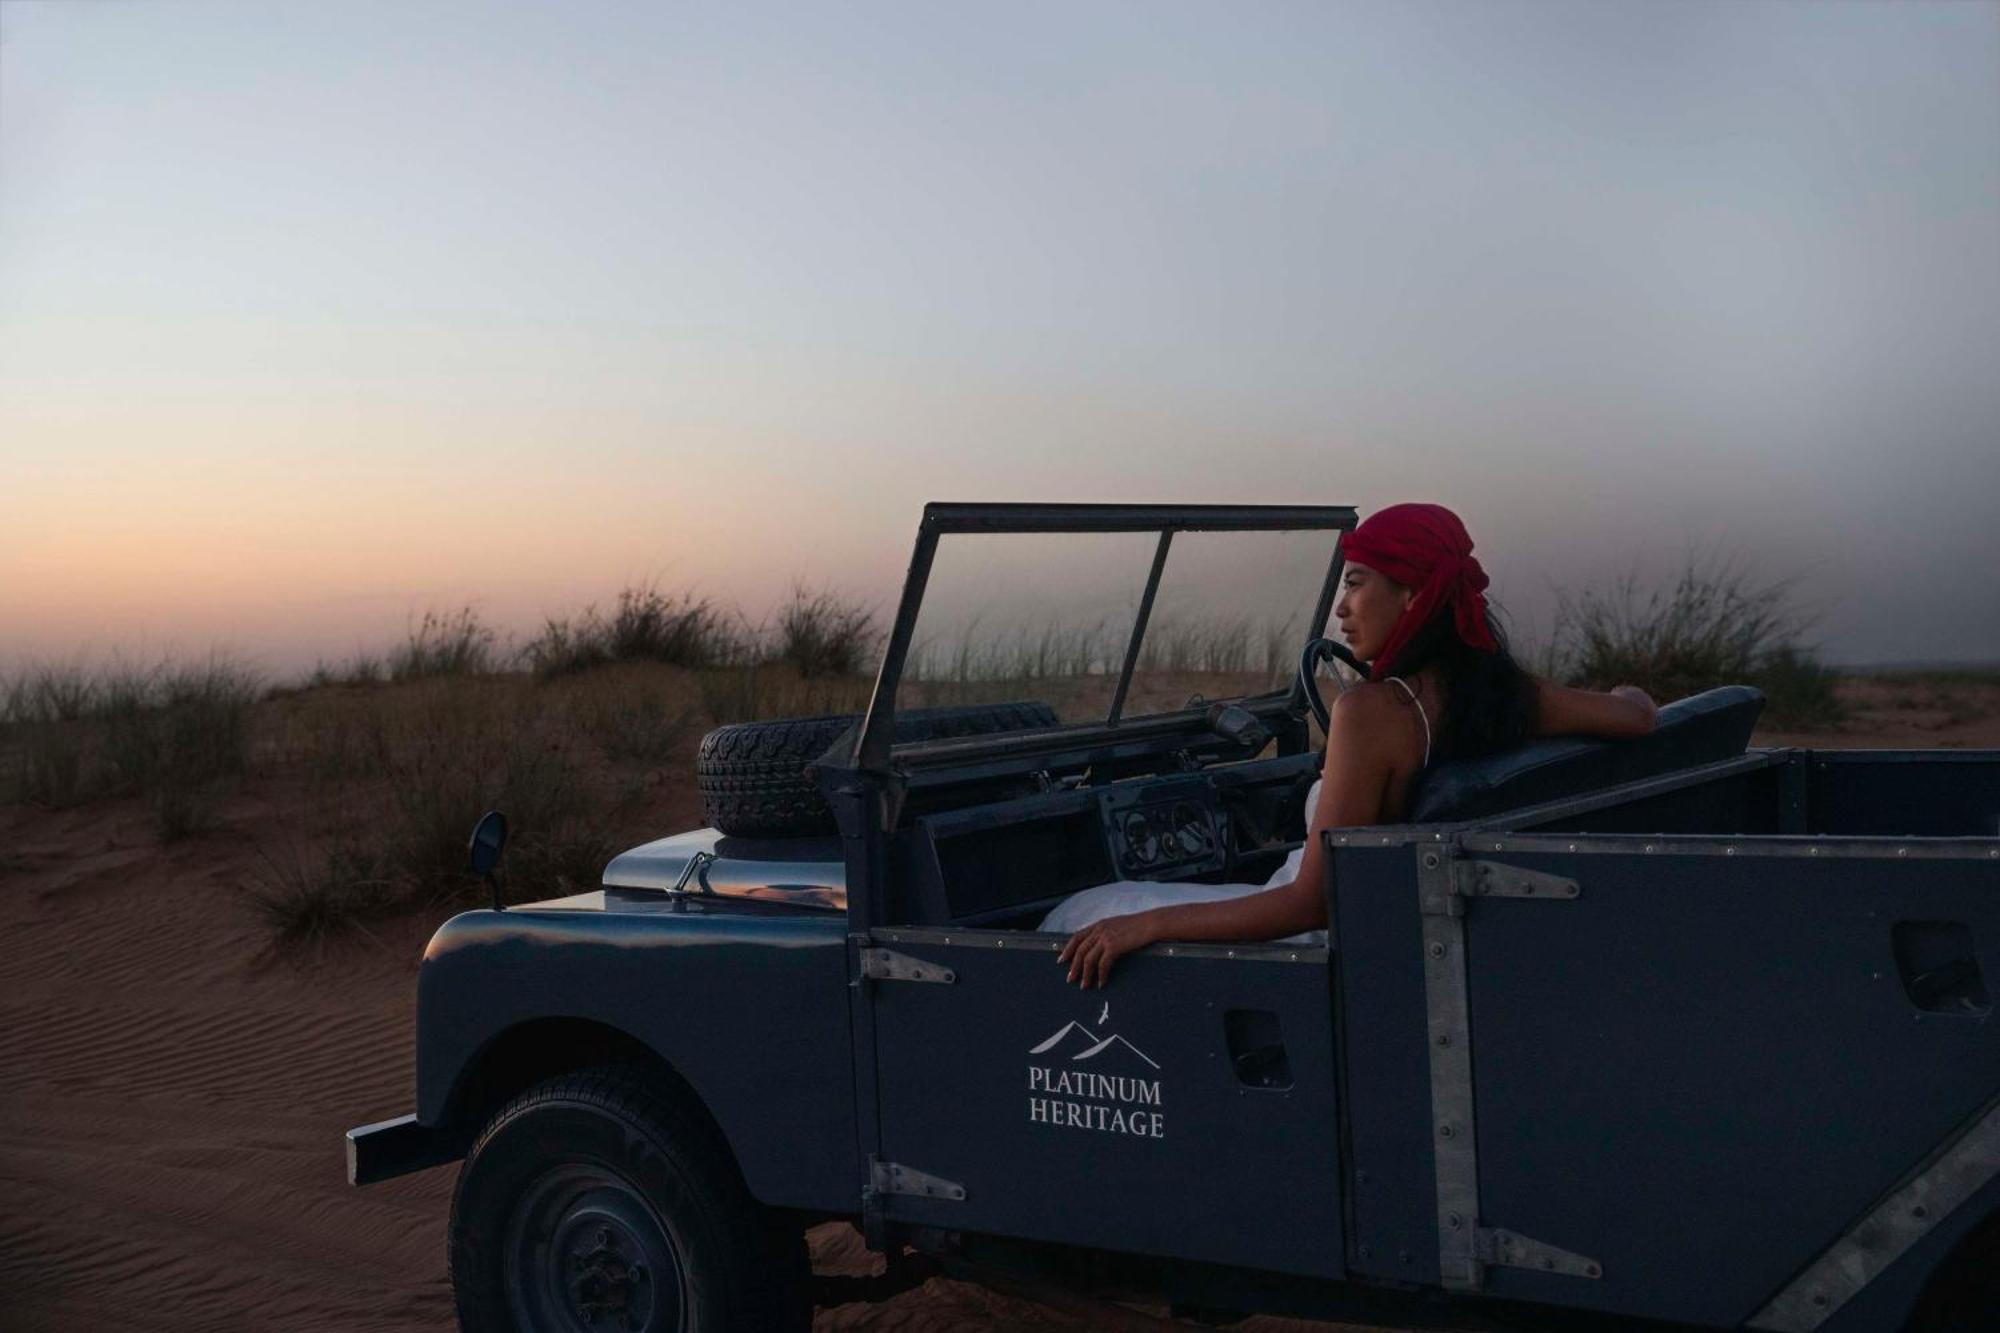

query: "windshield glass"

left=1123, top=528, right=1336, bottom=716
left=893, top=523, right=1343, bottom=734
left=902, top=531, right=1158, bottom=723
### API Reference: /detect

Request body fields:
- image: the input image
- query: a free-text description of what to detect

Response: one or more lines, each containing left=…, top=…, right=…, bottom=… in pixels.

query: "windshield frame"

left=852, top=502, right=1358, bottom=771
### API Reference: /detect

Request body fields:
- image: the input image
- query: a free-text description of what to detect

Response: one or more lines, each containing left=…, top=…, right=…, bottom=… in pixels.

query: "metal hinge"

left=1456, top=860, right=1580, bottom=901
left=869, top=1157, right=967, bottom=1201
left=1475, top=1227, right=1601, bottom=1280
left=859, top=948, right=956, bottom=984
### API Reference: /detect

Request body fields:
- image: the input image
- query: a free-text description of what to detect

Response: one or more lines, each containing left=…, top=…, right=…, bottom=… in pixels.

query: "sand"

left=2, top=673, right=1992, bottom=1330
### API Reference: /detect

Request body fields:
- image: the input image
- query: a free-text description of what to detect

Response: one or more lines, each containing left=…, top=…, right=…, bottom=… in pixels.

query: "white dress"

left=1037, top=677, right=1434, bottom=949
left=1038, top=779, right=1330, bottom=946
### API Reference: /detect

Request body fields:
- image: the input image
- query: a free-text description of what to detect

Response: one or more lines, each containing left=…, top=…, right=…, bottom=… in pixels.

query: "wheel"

left=696, top=700, right=1059, bottom=837
left=449, top=1065, right=809, bottom=1333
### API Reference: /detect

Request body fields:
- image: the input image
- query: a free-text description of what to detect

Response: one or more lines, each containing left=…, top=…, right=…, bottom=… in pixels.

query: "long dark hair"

left=1383, top=607, right=1538, bottom=764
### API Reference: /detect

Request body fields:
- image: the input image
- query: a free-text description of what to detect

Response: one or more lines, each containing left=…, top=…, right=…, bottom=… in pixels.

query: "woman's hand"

left=1609, top=684, right=1660, bottom=727
left=1058, top=911, right=1159, bottom=989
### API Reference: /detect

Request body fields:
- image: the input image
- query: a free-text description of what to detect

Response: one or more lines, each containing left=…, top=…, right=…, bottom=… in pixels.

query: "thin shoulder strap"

left=1386, top=675, right=1432, bottom=768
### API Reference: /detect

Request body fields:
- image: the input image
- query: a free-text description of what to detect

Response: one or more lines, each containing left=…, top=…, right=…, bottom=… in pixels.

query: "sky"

left=3, top=0, right=1997, bottom=674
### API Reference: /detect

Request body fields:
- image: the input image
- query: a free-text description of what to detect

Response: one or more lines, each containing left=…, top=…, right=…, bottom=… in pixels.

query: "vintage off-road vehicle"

left=348, top=504, right=2000, bottom=1332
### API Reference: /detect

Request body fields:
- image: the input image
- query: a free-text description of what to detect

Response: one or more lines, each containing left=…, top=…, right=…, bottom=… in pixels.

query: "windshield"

left=864, top=505, right=1354, bottom=762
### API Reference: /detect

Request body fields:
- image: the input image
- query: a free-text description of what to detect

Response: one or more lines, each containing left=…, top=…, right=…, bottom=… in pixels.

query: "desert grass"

left=774, top=583, right=880, bottom=678
left=522, top=585, right=740, bottom=679
left=1, top=656, right=261, bottom=835
left=1549, top=556, right=1844, bottom=728
left=389, top=608, right=498, bottom=680
left=249, top=671, right=674, bottom=939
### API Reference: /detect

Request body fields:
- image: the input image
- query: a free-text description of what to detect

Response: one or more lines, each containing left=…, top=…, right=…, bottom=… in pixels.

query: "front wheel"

left=449, top=1065, right=808, bottom=1333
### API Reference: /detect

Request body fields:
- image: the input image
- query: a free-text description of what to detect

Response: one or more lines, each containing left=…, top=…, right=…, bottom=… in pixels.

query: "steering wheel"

left=1298, top=637, right=1366, bottom=737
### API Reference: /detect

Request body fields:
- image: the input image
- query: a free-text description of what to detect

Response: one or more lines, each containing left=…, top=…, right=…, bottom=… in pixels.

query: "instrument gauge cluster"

left=1100, top=779, right=1227, bottom=879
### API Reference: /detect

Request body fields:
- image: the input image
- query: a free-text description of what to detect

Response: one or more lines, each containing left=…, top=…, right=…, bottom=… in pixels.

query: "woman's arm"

left=1535, top=679, right=1658, bottom=739
left=1059, top=686, right=1403, bottom=988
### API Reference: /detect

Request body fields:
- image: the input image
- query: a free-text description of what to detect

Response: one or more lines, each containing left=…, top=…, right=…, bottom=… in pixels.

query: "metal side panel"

left=866, top=928, right=1346, bottom=1280
left=1456, top=843, right=2000, bottom=1327
left=1750, top=1095, right=2000, bottom=1330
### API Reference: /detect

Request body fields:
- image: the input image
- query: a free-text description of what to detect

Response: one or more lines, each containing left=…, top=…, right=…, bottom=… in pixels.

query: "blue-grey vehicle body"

left=348, top=503, right=2000, bottom=1331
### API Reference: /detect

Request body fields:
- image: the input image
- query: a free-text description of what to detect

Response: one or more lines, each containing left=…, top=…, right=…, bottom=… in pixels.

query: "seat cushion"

left=1407, top=685, right=1766, bottom=824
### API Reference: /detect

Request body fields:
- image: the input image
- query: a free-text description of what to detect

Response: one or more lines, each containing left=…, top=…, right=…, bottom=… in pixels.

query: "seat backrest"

left=1407, top=685, right=1766, bottom=824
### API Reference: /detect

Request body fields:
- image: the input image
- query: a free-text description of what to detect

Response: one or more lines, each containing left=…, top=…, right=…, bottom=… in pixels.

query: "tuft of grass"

left=390, top=608, right=497, bottom=680
left=522, top=585, right=741, bottom=679
left=1, top=656, right=260, bottom=829
left=1551, top=556, right=1843, bottom=729
left=775, top=585, right=879, bottom=679
left=244, top=837, right=404, bottom=945
left=302, top=653, right=385, bottom=689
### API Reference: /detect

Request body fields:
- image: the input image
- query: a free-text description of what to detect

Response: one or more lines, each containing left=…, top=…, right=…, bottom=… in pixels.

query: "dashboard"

left=893, top=753, right=1317, bottom=927
left=1099, top=777, right=1228, bottom=879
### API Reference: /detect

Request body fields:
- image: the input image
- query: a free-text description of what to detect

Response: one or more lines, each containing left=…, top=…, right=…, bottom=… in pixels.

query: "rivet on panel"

left=1424, top=853, right=1440, bottom=869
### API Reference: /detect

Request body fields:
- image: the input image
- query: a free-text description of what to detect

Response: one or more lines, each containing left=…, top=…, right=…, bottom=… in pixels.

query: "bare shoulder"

left=1328, top=680, right=1409, bottom=724
left=1326, top=682, right=1416, bottom=752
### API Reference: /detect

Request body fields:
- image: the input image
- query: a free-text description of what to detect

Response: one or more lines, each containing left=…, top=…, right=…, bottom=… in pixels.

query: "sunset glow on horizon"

left=5, top=1, right=1997, bottom=675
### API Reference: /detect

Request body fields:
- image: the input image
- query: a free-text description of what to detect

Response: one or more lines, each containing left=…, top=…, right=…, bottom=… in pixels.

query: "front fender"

left=416, top=906, right=856, bottom=1212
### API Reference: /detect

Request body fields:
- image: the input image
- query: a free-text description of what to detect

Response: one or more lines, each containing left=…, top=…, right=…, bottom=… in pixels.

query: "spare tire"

left=697, top=701, right=1059, bottom=838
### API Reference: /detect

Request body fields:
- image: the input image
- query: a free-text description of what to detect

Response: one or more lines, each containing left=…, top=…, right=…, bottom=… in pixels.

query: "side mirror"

left=468, top=811, right=508, bottom=910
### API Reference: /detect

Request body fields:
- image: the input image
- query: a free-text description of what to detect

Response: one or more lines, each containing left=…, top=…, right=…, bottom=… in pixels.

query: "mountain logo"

left=1026, top=1016, right=1167, bottom=1138
left=1028, top=1020, right=1160, bottom=1070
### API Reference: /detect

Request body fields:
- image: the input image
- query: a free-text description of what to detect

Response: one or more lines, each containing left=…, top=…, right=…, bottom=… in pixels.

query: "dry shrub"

left=523, top=585, right=739, bottom=679
left=302, top=653, right=385, bottom=688
left=248, top=673, right=661, bottom=942
left=243, top=836, right=403, bottom=946
left=775, top=585, right=879, bottom=679
left=1552, top=556, right=1843, bottom=729
left=390, top=608, right=497, bottom=680
left=2, top=664, right=97, bottom=805
left=1, top=657, right=260, bottom=833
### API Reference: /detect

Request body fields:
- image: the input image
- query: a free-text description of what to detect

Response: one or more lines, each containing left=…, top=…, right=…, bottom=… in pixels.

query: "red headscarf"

left=1341, top=503, right=1497, bottom=680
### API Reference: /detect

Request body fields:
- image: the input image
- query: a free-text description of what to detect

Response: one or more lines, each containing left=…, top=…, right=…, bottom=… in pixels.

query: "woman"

left=1050, top=503, right=1657, bottom=989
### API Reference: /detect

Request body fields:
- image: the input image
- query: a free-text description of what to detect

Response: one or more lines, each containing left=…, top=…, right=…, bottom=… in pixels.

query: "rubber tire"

left=449, top=1064, right=808, bottom=1333
left=696, top=700, right=1059, bottom=837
